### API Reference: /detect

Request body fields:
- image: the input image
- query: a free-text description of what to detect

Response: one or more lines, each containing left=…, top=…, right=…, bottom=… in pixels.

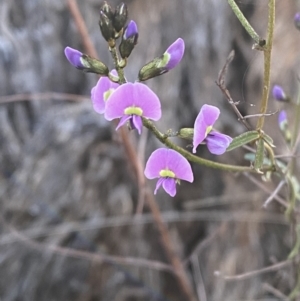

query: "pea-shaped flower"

left=193, top=104, right=232, bottom=155
left=144, top=148, right=194, bottom=197
left=105, top=82, right=161, bottom=134
left=91, top=71, right=119, bottom=114
left=272, top=85, right=287, bottom=102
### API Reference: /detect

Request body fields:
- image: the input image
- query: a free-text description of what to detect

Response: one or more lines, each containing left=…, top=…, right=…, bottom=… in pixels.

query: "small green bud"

left=178, top=128, right=194, bottom=140
left=119, top=20, right=138, bottom=59
left=101, top=1, right=114, bottom=20
left=113, top=3, right=128, bottom=33
left=99, top=10, right=115, bottom=43
left=81, top=55, right=109, bottom=75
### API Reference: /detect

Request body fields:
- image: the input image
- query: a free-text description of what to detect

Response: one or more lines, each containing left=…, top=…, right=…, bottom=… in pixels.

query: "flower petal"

left=144, top=148, right=170, bottom=179
left=116, top=115, right=131, bottom=131
left=91, top=77, right=119, bottom=114
left=165, top=149, right=193, bottom=182
left=205, top=131, right=233, bottom=155
left=131, top=115, right=143, bottom=134
left=105, top=82, right=161, bottom=121
left=154, top=177, right=164, bottom=194
left=144, top=148, right=193, bottom=182
left=162, top=178, right=177, bottom=197
left=64, top=47, right=84, bottom=69
left=193, top=105, right=220, bottom=153
left=164, top=38, right=185, bottom=70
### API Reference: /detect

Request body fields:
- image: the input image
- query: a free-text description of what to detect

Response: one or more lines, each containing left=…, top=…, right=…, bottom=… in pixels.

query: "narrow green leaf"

left=226, top=130, right=260, bottom=152
left=254, top=138, right=265, bottom=172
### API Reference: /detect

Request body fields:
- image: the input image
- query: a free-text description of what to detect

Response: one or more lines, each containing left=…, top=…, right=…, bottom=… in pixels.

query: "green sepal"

left=138, top=55, right=167, bottom=81
left=254, top=138, right=265, bottom=172
left=178, top=128, right=194, bottom=140
left=226, top=130, right=259, bottom=152
left=81, top=55, right=109, bottom=76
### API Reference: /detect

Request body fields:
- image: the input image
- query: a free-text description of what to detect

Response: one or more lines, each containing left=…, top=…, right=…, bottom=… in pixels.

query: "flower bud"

left=99, top=10, right=115, bottom=43
left=272, top=85, right=287, bottom=102
left=138, top=38, right=185, bottom=81
left=119, top=20, right=138, bottom=59
left=101, top=1, right=114, bottom=21
left=294, top=13, right=300, bottom=31
left=178, top=128, right=194, bottom=140
left=64, top=47, right=85, bottom=69
left=278, top=110, right=291, bottom=143
left=64, top=47, right=109, bottom=75
left=113, top=3, right=128, bottom=33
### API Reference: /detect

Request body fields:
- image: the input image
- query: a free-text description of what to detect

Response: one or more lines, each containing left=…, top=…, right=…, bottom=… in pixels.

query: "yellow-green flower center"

left=159, top=169, right=175, bottom=178
left=205, top=125, right=213, bottom=137
left=103, top=88, right=115, bottom=101
left=124, top=106, right=143, bottom=116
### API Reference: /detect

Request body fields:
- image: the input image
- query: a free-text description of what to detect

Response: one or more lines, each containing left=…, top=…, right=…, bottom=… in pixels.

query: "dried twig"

left=263, top=180, right=286, bottom=208
left=214, top=255, right=300, bottom=281
left=216, top=50, right=251, bottom=130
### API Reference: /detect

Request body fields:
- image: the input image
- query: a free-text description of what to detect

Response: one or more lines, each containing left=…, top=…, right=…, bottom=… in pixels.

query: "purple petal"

left=278, top=110, right=288, bottom=130
left=116, top=115, right=131, bottom=131
left=162, top=178, right=177, bottom=197
left=144, top=148, right=170, bottom=179
left=64, top=47, right=84, bottom=68
left=205, top=131, right=233, bottom=155
left=105, top=82, right=161, bottom=121
left=193, top=105, right=220, bottom=153
left=164, top=149, right=194, bottom=182
left=91, top=77, right=119, bottom=114
left=154, top=177, right=164, bottom=194
left=124, top=20, right=138, bottom=39
left=164, top=38, right=185, bottom=70
left=295, top=13, right=300, bottom=30
left=131, top=115, right=143, bottom=134
left=144, top=148, right=193, bottom=182
left=272, top=85, right=286, bottom=101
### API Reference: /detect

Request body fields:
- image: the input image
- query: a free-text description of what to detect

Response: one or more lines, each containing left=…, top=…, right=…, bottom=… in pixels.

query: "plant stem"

left=227, top=0, right=260, bottom=44
left=143, top=118, right=272, bottom=173
left=109, top=46, right=127, bottom=84
left=256, top=0, right=275, bottom=131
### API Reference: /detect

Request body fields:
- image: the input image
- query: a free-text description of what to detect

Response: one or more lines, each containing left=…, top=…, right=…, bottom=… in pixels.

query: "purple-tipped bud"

left=138, top=38, right=185, bottom=81
left=278, top=110, right=291, bottom=143
left=119, top=20, right=138, bottom=59
left=278, top=110, right=288, bottom=130
left=64, top=47, right=84, bottom=69
left=294, top=13, right=300, bottom=30
left=272, top=85, right=287, bottom=101
left=124, top=20, right=138, bottom=40
left=162, top=38, right=185, bottom=70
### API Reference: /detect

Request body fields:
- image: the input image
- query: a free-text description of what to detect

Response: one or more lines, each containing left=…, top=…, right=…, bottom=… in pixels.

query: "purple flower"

left=104, top=82, right=161, bottom=134
left=193, top=104, right=232, bottom=155
left=64, top=47, right=84, bottom=69
left=294, top=13, right=300, bottom=30
left=91, top=71, right=119, bottom=114
left=144, top=148, right=194, bottom=197
left=272, top=85, right=286, bottom=101
left=160, top=38, right=185, bottom=71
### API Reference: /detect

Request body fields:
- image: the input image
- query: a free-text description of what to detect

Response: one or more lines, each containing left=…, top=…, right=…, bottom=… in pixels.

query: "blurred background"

left=0, top=0, right=300, bottom=300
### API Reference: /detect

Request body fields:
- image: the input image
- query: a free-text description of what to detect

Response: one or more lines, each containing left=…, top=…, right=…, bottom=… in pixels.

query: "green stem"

left=143, top=118, right=270, bottom=173
left=256, top=0, right=275, bottom=131
left=109, top=45, right=126, bottom=84
left=227, top=0, right=260, bottom=44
